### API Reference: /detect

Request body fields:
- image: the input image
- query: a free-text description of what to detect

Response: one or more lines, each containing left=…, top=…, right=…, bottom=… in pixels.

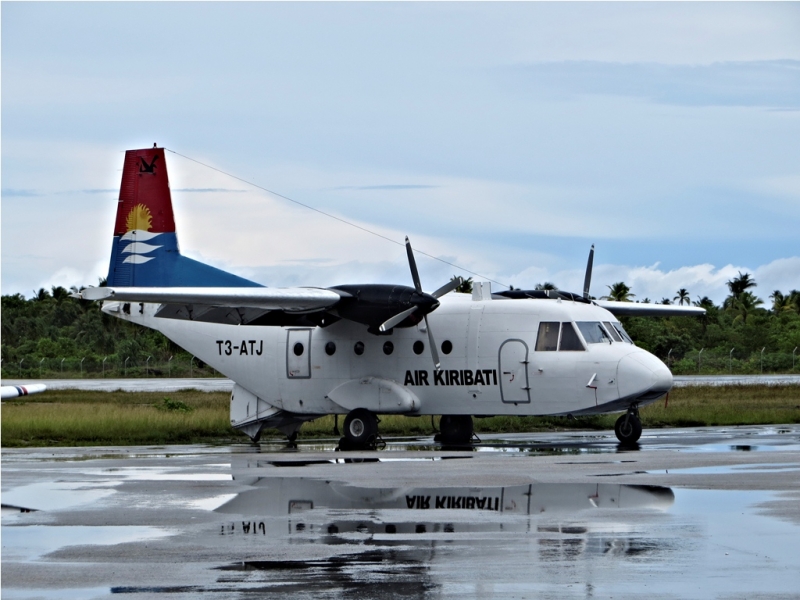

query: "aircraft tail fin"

left=106, top=146, right=260, bottom=288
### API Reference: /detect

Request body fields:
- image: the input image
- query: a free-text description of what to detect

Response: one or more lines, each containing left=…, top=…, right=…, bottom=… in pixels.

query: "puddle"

left=1, top=588, right=109, bottom=600
left=651, top=463, right=800, bottom=476
left=1, top=525, right=173, bottom=561
left=187, top=494, right=239, bottom=511
left=86, top=467, right=232, bottom=481
left=1, top=482, right=118, bottom=513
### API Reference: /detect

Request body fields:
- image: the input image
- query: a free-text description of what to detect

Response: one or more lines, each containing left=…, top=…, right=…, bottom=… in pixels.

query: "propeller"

left=583, top=244, right=595, bottom=300
left=377, top=237, right=462, bottom=370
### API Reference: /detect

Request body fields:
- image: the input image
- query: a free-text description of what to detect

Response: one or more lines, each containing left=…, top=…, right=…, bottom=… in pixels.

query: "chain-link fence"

left=0, top=356, right=223, bottom=379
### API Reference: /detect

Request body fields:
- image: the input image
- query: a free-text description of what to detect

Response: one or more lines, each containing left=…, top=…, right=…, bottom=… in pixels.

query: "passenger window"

left=603, top=321, right=622, bottom=342
left=536, top=322, right=560, bottom=351
left=612, top=322, right=634, bottom=344
left=576, top=321, right=611, bottom=344
left=559, top=322, right=585, bottom=351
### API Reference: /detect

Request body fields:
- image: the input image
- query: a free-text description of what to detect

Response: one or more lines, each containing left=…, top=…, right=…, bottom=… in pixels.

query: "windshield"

left=611, top=322, right=634, bottom=344
left=576, top=321, right=612, bottom=344
left=603, top=321, right=622, bottom=342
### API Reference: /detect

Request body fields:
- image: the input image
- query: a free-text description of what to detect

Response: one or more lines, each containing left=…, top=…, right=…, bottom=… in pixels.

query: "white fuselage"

left=104, top=293, right=672, bottom=428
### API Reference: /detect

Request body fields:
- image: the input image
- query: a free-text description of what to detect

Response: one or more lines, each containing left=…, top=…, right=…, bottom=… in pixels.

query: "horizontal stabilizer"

left=596, top=301, right=706, bottom=317
left=78, top=286, right=342, bottom=312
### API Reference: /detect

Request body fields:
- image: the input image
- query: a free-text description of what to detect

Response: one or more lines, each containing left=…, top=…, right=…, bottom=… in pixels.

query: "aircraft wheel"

left=343, top=409, right=378, bottom=446
left=614, top=413, right=642, bottom=445
left=439, top=415, right=473, bottom=445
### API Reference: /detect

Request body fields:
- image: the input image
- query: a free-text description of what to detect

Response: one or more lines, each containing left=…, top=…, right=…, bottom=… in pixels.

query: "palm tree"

left=790, top=290, right=800, bottom=314
left=602, top=282, right=635, bottom=302
left=535, top=282, right=558, bottom=291
left=770, top=290, right=790, bottom=313
left=674, top=288, right=690, bottom=306
left=731, top=291, right=764, bottom=324
left=724, top=271, right=756, bottom=308
left=660, top=298, right=672, bottom=305
left=693, top=296, right=715, bottom=309
left=453, top=276, right=473, bottom=294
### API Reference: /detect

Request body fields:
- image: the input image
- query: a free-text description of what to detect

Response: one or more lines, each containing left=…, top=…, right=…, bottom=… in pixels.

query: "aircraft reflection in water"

left=216, top=475, right=674, bottom=545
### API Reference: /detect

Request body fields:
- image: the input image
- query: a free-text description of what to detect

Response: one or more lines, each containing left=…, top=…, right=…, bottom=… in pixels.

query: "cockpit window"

left=535, top=322, right=560, bottom=351
left=559, top=322, right=586, bottom=351
left=603, top=321, right=622, bottom=342
left=611, top=322, right=634, bottom=344
left=576, top=321, right=612, bottom=344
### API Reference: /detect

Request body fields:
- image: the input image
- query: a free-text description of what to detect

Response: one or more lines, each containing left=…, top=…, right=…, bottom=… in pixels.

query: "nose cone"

left=413, top=292, right=440, bottom=314
left=617, top=351, right=673, bottom=401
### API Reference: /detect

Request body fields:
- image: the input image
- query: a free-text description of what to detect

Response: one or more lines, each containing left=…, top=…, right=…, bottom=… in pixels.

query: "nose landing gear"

left=614, top=406, right=642, bottom=445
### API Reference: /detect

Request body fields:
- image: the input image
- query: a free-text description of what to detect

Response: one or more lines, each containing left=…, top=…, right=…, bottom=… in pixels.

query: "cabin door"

left=499, top=339, right=531, bottom=404
left=286, top=329, right=312, bottom=379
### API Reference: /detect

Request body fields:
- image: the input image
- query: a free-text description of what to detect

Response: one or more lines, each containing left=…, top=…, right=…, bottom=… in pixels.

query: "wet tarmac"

left=3, top=426, right=800, bottom=599
left=4, top=374, right=800, bottom=393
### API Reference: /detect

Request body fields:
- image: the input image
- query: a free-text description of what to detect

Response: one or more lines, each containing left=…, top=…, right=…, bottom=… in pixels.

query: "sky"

left=2, top=2, right=799, bottom=305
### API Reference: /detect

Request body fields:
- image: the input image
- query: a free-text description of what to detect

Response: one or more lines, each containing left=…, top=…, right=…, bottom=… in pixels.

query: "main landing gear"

left=338, top=408, right=380, bottom=450
left=436, top=415, right=474, bottom=446
left=614, top=406, right=642, bottom=445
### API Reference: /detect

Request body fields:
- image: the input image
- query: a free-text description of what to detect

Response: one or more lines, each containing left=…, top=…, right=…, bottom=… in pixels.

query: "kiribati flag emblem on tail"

left=105, top=146, right=259, bottom=289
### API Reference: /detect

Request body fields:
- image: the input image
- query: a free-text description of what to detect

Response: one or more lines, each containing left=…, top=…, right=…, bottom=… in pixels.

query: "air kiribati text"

left=404, top=369, right=498, bottom=386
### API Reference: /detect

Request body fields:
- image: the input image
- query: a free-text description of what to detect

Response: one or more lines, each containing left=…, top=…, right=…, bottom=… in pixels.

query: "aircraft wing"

left=1, top=384, right=47, bottom=400
left=596, top=300, right=706, bottom=317
left=77, top=286, right=344, bottom=312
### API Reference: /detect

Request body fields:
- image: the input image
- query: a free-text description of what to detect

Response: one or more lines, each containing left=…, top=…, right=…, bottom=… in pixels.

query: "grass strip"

left=2, top=386, right=798, bottom=447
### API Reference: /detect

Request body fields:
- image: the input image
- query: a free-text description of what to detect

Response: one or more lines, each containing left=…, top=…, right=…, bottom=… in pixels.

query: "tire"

left=614, top=413, right=642, bottom=445
left=439, top=415, right=473, bottom=445
left=343, top=409, right=378, bottom=446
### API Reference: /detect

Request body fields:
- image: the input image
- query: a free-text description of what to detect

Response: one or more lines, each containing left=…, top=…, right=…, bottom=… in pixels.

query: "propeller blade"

left=431, top=276, right=463, bottom=299
left=583, top=244, right=595, bottom=299
left=424, top=314, right=441, bottom=370
left=378, top=306, right=418, bottom=333
left=405, top=236, right=423, bottom=293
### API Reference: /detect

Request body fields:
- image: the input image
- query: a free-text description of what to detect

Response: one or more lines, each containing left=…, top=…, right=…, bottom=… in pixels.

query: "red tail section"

left=113, top=147, right=176, bottom=236
left=106, top=145, right=260, bottom=288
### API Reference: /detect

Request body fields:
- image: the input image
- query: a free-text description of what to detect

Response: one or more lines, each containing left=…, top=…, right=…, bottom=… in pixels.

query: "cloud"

left=2, top=188, right=40, bottom=197
left=510, top=257, right=800, bottom=305
left=503, top=60, right=800, bottom=108
left=332, top=184, right=439, bottom=191
left=173, top=188, right=247, bottom=193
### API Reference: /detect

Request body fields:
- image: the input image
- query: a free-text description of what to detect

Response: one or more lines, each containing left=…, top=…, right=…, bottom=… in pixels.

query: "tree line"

left=1, top=271, right=799, bottom=377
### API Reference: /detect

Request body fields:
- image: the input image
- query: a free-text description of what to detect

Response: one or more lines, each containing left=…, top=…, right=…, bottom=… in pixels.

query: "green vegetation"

left=1, top=286, right=219, bottom=378
left=2, top=386, right=798, bottom=447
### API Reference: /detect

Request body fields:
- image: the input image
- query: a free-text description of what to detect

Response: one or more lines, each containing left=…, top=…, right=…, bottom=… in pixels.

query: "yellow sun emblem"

left=125, top=204, right=153, bottom=232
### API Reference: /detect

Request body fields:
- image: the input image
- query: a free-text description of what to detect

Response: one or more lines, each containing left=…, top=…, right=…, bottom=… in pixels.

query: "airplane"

left=75, top=146, right=704, bottom=447
left=0, top=383, right=47, bottom=400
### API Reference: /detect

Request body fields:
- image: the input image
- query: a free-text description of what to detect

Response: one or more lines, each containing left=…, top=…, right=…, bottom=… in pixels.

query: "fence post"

left=794, top=347, right=798, bottom=371
left=729, top=348, right=734, bottom=374
left=102, top=356, right=108, bottom=378
left=61, top=358, right=65, bottom=375
left=761, top=347, right=765, bottom=374
left=146, top=355, right=152, bottom=377
left=698, top=348, right=704, bottom=374
left=80, top=357, right=85, bottom=378
left=124, top=357, right=130, bottom=377
left=667, top=348, right=673, bottom=368
left=168, top=355, right=173, bottom=378
left=19, top=358, right=24, bottom=375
